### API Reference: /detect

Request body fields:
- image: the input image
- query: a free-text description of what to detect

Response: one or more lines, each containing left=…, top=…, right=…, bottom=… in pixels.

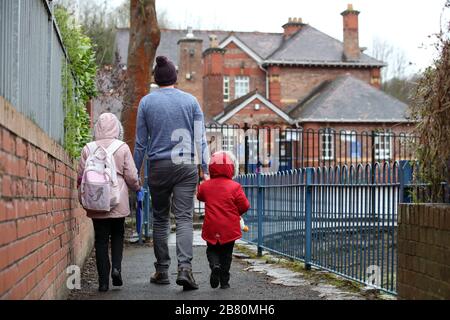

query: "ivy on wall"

left=54, top=5, right=98, bottom=159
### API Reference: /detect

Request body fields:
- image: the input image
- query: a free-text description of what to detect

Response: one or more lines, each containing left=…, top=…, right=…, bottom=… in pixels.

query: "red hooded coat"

left=197, top=152, right=250, bottom=245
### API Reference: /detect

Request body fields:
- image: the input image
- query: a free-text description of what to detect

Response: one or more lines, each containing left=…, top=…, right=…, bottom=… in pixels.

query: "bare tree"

left=121, top=0, right=161, bottom=151
left=369, top=38, right=419, bottom=103
left=370, top=37, right=410, bottom=81
left=115, top=0, right=171, bottom=29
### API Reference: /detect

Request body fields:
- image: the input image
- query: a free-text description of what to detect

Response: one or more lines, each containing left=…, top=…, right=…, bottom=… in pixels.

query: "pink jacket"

left=77, top=113, right=141, bottom=219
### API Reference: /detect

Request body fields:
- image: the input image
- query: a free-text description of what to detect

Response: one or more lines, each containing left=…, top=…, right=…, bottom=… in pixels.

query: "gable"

left=215, top=93, right=292, bottom=124
left=219, top=35, right=264, bottom=64
left=224, top=42, right=254, bottom=60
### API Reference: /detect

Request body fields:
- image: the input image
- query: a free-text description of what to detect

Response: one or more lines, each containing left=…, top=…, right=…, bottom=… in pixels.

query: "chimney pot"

left=186, top=26, right=194, bottom=38
left=283, top=17, right=304, bottom=39
left=348, top=3, right=353, bottom=11
left=209, top=34, right=219, bottom=48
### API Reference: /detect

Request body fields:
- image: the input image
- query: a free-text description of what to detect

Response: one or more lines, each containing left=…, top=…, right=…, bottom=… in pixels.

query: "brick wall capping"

left=281, top=22, right=307, bottom=29
left=202, top=47, right=226, bottom=57
left=177, top=38, right=203, bottom=44
left=341, top=9, right=360, bottom=16
left=400, top=203, right=450, bottom=210
left=0, top=96, right=76, bottom=168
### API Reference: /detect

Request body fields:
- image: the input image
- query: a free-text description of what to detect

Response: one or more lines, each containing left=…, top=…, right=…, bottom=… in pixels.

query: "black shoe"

left=210, top=265, right=220, bottom=289
left=220, top=272, right=230, bottom=289
left=98, top=284, right=109, bottom=292
left=150, top=271, right=170, bottom=285
left=111, top=268, right=123, bottom=287
left=176, top=268, right=199, bottom=291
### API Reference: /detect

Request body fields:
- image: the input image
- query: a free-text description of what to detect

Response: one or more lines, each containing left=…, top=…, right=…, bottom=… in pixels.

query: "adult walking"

left=134, top=56, right=209, bottom=290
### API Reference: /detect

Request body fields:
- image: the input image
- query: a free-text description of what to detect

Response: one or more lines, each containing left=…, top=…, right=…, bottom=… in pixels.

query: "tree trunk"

left=121, top=0, right=160, bottom=152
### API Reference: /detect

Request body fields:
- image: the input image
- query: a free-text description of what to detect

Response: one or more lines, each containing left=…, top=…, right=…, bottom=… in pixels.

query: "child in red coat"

left=197, top=151, right=250, bottom=289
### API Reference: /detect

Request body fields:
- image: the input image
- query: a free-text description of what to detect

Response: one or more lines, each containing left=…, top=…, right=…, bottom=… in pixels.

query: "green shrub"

left=54, top=5, right=98, bottom=159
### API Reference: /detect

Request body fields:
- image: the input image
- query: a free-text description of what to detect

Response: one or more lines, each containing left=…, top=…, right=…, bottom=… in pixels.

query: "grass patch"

left=235, top=244, right=371, bottom=296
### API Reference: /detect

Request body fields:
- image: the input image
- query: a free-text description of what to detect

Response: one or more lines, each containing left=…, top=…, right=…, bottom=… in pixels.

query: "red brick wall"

left=268, top=66, right=281, bottom=107
left=203, top=48, right=226, bottom=122
left=223, top=42, right=267, bottom=99
left=0, top=98, right=94, bottom=300
left=279, top=67, right=374, bottom=110
left=397, top=204, right=450, bottom=299
left=177, top=39, right=204, bottom=108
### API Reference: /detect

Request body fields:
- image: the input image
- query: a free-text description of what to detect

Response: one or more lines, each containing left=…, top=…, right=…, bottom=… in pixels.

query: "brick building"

left=113, top=4, right=414, bottom=171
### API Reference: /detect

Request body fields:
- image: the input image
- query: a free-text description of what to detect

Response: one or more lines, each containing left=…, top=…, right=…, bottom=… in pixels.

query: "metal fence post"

left=399, top=160, right=413, bottom=203
left=143, top=157, right=151, bottom=240
left=257, top=172, right=263, bottom=257
left=305, top=168, right=314, bottom=270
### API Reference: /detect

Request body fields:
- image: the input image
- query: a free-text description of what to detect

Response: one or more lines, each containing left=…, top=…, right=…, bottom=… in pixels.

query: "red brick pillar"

left=177, top=29, right=204, bottom=108
left=268, top=66, right=281, bottom=107
left=203, top=39, right=226, bottom=122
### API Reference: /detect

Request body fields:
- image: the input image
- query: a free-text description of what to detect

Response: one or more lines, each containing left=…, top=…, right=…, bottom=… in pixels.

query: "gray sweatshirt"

left=133, top=87, right=209, bottom=174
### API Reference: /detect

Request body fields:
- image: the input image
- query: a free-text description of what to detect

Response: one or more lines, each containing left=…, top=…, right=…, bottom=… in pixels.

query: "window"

left=234, top=76, right=249, bottom=99
left=222, top=135, right=236, bottom=152
left=321, top=132, right=334, bottom=160
left=223, top=76, right=230, bottom=102
left=374, top=132, right=393, bottom=160
left=340, top=130, right=361, bottom=159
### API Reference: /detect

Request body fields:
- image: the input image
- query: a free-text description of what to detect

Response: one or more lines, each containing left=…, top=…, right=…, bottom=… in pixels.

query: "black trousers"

left=92, top=218, right=125, bottom=286
left=206, top=241, right=235, bottom=284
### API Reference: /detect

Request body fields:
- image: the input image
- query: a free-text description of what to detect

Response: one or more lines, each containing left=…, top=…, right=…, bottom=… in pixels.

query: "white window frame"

left=222, top=135, right=236, bottom=152
left=321, top=132, right=334, bottom=160
left=223, top=76, right=230, bottom=102
left=374, top=132, right=393, bottom=161
left=234, top=76, right=250, bottom=99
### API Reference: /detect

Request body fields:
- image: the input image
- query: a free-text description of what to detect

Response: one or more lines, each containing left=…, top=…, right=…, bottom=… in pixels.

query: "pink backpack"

left=80, top=140, right=124, bottom=212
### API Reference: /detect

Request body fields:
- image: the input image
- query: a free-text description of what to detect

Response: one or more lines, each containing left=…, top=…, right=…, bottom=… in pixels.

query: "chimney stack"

left=341, top=4, right=360, bottom=61
left=282, top=17, right=304, bottom=39
left=177, top=27, right=204, bottom=107
left=202, top=35, right=226, bottom=122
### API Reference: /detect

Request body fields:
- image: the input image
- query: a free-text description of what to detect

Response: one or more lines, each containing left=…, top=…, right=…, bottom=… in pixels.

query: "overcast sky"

left=107, top=0, right=448, bottom=75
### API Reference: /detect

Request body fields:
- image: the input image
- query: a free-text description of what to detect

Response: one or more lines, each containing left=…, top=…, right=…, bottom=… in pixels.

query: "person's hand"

left=136, top=188, right=145, bottom=202
left=203, top=174, right=210, bottom=181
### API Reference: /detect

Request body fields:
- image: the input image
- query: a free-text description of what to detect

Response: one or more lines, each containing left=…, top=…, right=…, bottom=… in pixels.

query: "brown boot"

left=176, top=268, right=199, bottom=290
left=150, top=271, right=170, bottom=285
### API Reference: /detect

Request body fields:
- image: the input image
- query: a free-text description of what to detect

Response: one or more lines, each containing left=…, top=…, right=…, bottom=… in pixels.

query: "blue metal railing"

left=137, top=157, right=448, bottom=294
left=139, top=157, right=152, bottom=243
left=236, top=162, right=408, bottom=294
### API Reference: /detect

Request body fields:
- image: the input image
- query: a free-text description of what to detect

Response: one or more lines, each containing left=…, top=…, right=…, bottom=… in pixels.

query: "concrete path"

left=69, top=231, right=376, bottom=300
left=69, top=231, right=328, bottom=300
